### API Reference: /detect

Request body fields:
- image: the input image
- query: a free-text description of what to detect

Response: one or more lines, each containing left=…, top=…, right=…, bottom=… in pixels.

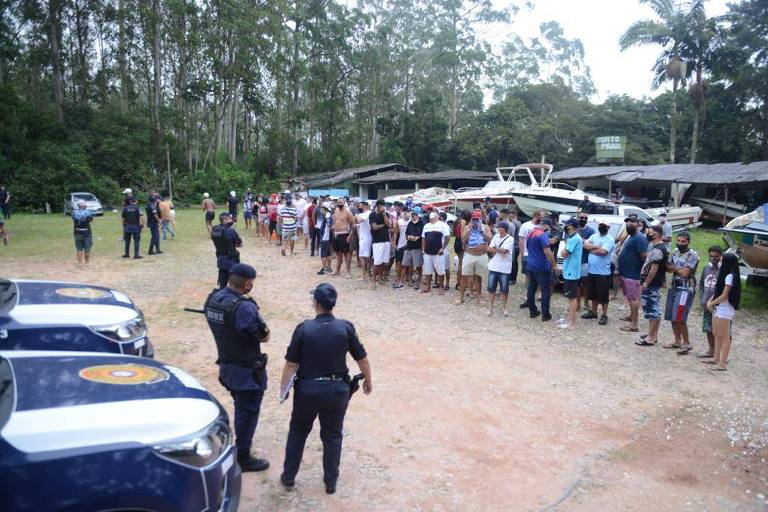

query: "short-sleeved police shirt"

left=286, top=313, right=367, bottom=379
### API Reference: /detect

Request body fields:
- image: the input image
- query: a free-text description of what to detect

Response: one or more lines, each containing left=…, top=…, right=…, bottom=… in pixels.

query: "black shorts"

left=586, top=273, right=611, bottom=304
left=320, top=240, right=331, bottom=258
left=269, top=220, right=277, bottom=233
left=205, top=211, right=215, bottom=222
left=333, top=234, right=350, bottom=253
left=563, top=279, right=579, bottom=299
left=453, top=237, right=463, bottom=255
left=395, top=246, right=405, bottom=263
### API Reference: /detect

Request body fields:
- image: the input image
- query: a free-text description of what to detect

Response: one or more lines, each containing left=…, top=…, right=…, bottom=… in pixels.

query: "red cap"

left=472, top=209, right=482, bottom=219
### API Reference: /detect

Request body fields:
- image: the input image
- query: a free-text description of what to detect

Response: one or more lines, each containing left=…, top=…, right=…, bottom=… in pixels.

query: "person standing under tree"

left=0, top=185, right=10, bottom=219
left=698, top=246, right=722, bottom=358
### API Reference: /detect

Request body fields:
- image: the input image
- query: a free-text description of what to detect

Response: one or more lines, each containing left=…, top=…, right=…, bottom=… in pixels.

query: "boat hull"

left=691, top=196, right=746, bottom=222
left=511, top=191, right=602, bottom=216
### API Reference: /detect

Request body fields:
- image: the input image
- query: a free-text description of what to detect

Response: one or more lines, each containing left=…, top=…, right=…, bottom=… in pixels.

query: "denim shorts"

left=487, top=270, right=511, bottom=294
left=320, top=240, right=331, bottom=258
left=74, top=233, right=92, bottom=251
left=641, top=287, right=662, bottom=320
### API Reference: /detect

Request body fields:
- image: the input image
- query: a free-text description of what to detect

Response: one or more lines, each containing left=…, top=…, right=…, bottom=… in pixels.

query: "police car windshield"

left=0, top=279, right=16, bottom=314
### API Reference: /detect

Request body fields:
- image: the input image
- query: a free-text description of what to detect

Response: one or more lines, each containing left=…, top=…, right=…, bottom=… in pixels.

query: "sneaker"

left=122, top=254, right=130, bottom=258
left=133, top=255, right=143, bottom=259
left=557, top=322, right=569, bottom=329
left=280, top=473, right=295, bottom=488
left=598, top=315, right=608, bottom=325
left=542, top=314, right=552, bottom=321
left=581, top=310, right=598, bottom=320
left=325, top=482, right=336, bottom=494
left=317, top=269, right=326, bottom=275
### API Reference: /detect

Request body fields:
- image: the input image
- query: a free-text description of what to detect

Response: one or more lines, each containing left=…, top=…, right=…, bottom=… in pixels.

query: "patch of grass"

left=0, top=208, right=211, bottom=263
left=686, top=228, right=768, bottom=311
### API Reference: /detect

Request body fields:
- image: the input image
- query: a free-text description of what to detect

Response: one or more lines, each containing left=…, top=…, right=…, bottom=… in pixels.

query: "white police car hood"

left=0, top=351, right=220, bottom=454
left=7, top=280, right=140, bottom=326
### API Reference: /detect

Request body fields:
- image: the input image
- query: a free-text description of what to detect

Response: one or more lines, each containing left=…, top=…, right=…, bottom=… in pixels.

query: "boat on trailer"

left=509, top=164, right=607, bottom=216
left=720, top=204, right=768, bottom=281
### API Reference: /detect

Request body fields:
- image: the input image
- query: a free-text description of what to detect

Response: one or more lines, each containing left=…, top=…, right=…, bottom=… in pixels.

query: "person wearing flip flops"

left=697, top=246, right=723, bottom=358
left=663, top=232, right=699, bottom=355
left=582, top=222, right=616, bottom=325
left=704, top=253, right=741, bottom=371
left=637, top=225, right=668, bottom=347
left=617, top=215, right=648, bottom=333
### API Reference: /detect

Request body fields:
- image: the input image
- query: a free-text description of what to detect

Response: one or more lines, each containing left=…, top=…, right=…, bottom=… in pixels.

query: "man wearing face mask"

left=574, top=213, right=596, bottom=311
left=654, top=211, right=673, bottom=250
left=582, top=222, right=616, bottom=325
left=637, top=225, right=668, bottom=346
left=211, top=212, right=243, bottom=289
left=617, top=215, right=648, bottom=333
left=663, top=232, right=699, bottom=354
left=205, top=263, right=271, bottom=472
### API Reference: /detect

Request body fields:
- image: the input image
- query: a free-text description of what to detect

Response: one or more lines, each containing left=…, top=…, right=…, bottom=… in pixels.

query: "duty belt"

left=306, top=374, right=345, bottom=381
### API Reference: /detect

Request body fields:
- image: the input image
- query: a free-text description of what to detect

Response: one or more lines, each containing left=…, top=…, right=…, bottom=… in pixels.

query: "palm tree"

left=620, top=0, right=705, bottom=164
left=683, top=15, right=718, bottom=163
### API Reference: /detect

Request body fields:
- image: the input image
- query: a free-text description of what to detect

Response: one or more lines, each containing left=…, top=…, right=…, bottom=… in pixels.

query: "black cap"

left=230, top=263, right=256, bottom=279
left=219, top=212, right=232, bottom=221
left=311, top=283, right=337, bottom=309
left=624, top=214, right=639, bottom=222
left=565, top=218, right=580, bottom=229
left=541, top=218, right=553, bottom=227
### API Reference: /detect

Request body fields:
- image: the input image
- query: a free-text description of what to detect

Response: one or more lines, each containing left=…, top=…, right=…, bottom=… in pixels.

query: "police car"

left=0, top=279, right=154, bottom=357
left=0, top=350, right=241, bottom=511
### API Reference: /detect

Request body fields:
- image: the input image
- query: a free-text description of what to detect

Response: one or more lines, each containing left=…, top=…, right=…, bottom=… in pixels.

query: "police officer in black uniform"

left=121, top=196, right=144, bottom=259
left=146, top=194, right=162, bottom=255
left=211, top=212, right=243, bottom=289
left=279, top=283, right=372, bottom=494
left=204, top=263, right=271, bottom=472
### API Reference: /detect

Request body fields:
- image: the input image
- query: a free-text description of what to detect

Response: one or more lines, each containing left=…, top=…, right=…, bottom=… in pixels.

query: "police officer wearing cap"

left=211, top=212, right=243, bottom=289
left=204, top=263, right=271, bottom=472
left=121, top=196, right=144, bottom=259
left=279, top=283, right=372, bottom=494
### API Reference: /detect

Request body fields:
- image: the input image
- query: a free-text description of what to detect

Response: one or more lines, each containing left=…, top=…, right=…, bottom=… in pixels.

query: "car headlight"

left=153, top=419, right=231, bottom=468
left=94, top=316, right=147, bottom=341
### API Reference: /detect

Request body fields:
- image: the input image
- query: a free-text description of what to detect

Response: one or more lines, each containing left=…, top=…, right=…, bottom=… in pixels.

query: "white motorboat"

left=383, top=187, right=455, bottom=205
left=510, top=164, right=607, bottom=216
left=720, top=204, right=768, bottom=276
left=646, top=205, right=703, bottom=231
left=420, top=165, right=534, bottom=211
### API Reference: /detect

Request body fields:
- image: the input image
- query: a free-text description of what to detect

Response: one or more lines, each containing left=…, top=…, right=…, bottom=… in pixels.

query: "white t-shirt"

left=357, top=211, right=372, bottom=241
left=518, top=220, right=535, bottom=257
left=714, top=273, right=736, bottom=320
left=488, top=233, right=517, bottom=274
left=397, top=218, right=409, bottom=249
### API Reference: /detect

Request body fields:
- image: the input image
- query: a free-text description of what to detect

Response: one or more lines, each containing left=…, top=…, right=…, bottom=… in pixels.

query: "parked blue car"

left=0, top=350, right=241, bottom=511
left=0, top=279, right=154, bottom=357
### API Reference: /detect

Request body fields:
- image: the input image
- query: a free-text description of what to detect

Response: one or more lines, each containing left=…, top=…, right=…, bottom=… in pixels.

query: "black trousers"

left=231, top=389, right=264, bottom=461
left=310, top=228, right=321, bottom=255
left=217, top=268, right=229, bottom=289
left=123, top=231, right=140, bottom=256
left=511, top=249, right=519, bottom=283
left=283, top=379, right=350, bottom=485
left=0, top=203, right=10, bottom=219
left=148, top=224, right=160, bottom=253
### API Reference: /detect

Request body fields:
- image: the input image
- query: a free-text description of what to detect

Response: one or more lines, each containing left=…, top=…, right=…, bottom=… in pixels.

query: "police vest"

left=204, top=289, right=264, bottom=365
left=123, top=205, right=141, bottom=225
left=211, top=224, right=239, bottom=257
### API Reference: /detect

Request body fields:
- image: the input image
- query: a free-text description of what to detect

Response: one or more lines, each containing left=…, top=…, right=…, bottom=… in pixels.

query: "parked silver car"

left=64, top=192, right=103, bottom=216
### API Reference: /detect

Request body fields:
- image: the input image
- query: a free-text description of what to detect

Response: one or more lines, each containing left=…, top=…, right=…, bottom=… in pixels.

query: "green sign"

left=595, top=136, right=626, bottom=162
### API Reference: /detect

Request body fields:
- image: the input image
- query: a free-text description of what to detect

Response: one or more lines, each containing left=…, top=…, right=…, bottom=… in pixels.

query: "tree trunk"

left=118, top=0, right=128, bottom=111
left=290, top=11, right=301, bottom=177
left=689, top=108, right=699, bottom=164
left=152, top=0, right=163, bottom=170
left=669, top=78, right=678, bottom=164
left=49, top=0, right=65, bottom=122
left=74, top=0, right=89, bottom=105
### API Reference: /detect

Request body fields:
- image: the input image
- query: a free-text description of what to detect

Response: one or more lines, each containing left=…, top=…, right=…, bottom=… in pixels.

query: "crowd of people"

left=211, top=189, right=741, bottom=372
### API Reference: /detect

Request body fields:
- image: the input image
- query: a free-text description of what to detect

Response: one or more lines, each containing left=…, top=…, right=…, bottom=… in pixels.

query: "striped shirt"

left=281, top=206, right=298, bottom=231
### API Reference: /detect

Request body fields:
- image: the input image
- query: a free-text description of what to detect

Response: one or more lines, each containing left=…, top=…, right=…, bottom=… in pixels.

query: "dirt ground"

left=3, top=220, right=768, bottom=511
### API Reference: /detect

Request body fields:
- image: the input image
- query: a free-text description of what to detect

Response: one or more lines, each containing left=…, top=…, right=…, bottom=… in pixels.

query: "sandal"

left=696, top=352, right=714, bottom=358
left=708, top=366, right=727, bottom=371
left=635, top=340, right=656, bottom=346
left=620, top=316, right=632, bottom=322
left=662, top=343, right=682, bottom=349
left=676, top=346, right=692, bottom=355
left=620, top=326, right=639, bottom=332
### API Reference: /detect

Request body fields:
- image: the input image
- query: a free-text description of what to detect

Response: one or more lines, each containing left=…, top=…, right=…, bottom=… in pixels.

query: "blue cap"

left=311, top=283, right=337, bottom=309
left=497, top=221, right=511, bottom=232
left=229, top=263, right=256, bottom=279
left=565, top=218, right=580, bottom=229
left=541, top=218, right=553, bottom=227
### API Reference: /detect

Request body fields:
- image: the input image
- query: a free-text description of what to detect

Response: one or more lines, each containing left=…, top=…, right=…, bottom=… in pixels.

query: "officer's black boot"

left=325, top=481, right=336, bottom=494
left=238, top=454, right=269, bottom=472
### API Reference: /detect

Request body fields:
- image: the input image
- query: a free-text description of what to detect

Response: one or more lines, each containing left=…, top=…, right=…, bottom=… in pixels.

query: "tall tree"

left=48, top=0, right=66, bottom=121
left=620, top=0, right=704, bottom=163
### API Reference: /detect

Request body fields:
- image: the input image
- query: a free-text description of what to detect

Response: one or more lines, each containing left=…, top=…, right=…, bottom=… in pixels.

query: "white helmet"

left=284, top=189, right=291, bottom=194
left=122, top=188, right=132, bottom=194
left=230, top=190, right=236, bottom=197
left=203, top=192, right=209, bottom=198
